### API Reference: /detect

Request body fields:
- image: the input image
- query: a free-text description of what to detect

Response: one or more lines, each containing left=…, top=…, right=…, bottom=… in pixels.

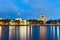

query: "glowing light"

left=9, top=22, right=15, bottom=40
left=57, top=26, right=59, bottom=40
left=53, top=26, right=55, bottom=39
left=40, top=26, right=46, bottom=40
left=9, top=26, right=15, bottom=40
left=20, top=26, right=27, bottom=40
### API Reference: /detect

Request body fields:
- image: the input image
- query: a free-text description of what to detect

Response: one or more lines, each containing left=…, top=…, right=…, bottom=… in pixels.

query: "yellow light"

left=20, top=26, right=27, bottom=40
left=0, top=26, right=2, bottom=39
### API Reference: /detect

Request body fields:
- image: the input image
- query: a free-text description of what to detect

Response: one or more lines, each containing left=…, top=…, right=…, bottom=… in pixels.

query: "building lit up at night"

left=0, top=14, right=60, bottom=40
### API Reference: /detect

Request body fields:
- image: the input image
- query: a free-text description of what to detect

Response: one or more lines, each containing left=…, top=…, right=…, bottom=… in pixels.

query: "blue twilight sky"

left=0, top=0, right=60, bottom=20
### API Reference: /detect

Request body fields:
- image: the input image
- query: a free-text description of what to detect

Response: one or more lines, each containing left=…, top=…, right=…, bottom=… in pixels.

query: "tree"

left=58, top=19, right=60, bottom=24
left=52, top=20, right=57, bottom=24
left=46, top=20, right=53, bottom=24
left=38, top=20, right=44, bottom=24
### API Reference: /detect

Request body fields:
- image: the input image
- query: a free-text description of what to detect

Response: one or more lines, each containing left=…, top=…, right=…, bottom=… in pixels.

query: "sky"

left=0, top=0, right=60, bottom=20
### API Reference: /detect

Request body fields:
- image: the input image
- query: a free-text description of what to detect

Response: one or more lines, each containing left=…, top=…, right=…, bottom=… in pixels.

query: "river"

left=0, top=25, right=60, bottom=40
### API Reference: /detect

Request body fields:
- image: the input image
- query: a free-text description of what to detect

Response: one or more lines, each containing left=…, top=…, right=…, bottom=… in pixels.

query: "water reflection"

left=40, top=26, right=46, bottom=40
left=15, top=26, right=20, bottom=40
left=0, top=26, right=2, bottom=40
left=20, top=26, right=27, bottom=40
left=46, top=25, right=51, bottom=40
left=0, top=25, right=60, bottom=40
left=2, top=25, right=9, bottom=40
left=53, top=26, right=55, bottom=40
left=56, top=26, right=59, bottom=40
left=59, top=26, right=60, bottom=40
left=27, top=26, right=32, bottom=40
left=32, top=26, right=40, bottom=40
left=9, top=26, right=16, bottom=40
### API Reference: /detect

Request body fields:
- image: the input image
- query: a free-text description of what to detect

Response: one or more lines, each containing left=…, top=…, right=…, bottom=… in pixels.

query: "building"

left=39, top=14, right=47, bottom=24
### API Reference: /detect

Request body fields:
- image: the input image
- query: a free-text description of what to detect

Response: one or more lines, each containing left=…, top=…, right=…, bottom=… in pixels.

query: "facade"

left=39, top=14, right=47, bottom=24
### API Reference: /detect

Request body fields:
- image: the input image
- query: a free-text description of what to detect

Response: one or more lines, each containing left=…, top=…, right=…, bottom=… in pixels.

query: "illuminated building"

left=39, top=14, right=47, bottom=24
left=0, top=13, right=59, bottom=40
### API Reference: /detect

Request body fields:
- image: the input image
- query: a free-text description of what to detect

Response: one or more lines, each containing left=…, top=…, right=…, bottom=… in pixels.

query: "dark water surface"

left=0, top=25, right=60, bottom=40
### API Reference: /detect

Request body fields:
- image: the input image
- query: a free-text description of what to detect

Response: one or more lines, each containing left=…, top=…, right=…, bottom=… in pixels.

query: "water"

left=0, top=25, right=60, bottom=40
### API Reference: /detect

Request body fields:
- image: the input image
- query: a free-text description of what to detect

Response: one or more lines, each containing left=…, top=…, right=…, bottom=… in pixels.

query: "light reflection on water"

left=40, top=26, right=46, bottom=40
left=20, top=26, right=27, bottom=40
left=0, top=26, right=2, bottom=40
left=9, top=26, right=15, bottom=40
left=0, top=25, right=60, bottom=40
left=57, top=26, right=59, bottom=40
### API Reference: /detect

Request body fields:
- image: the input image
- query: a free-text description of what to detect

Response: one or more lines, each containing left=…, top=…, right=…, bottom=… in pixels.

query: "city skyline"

left=0, top=0, right=60, bottom=40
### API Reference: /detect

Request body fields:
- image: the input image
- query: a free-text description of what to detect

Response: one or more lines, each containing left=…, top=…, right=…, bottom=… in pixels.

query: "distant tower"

left=39, top=13, right=47, bottom=24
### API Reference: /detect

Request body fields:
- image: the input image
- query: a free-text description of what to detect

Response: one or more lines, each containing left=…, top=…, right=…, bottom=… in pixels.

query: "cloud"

left=22, top=0, right=29, bottom=4
left=0, top=0, right=20, bottom=12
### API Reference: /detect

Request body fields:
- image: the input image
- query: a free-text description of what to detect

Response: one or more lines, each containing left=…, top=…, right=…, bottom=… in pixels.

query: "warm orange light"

left=40, top=26, right=46, bottom=40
